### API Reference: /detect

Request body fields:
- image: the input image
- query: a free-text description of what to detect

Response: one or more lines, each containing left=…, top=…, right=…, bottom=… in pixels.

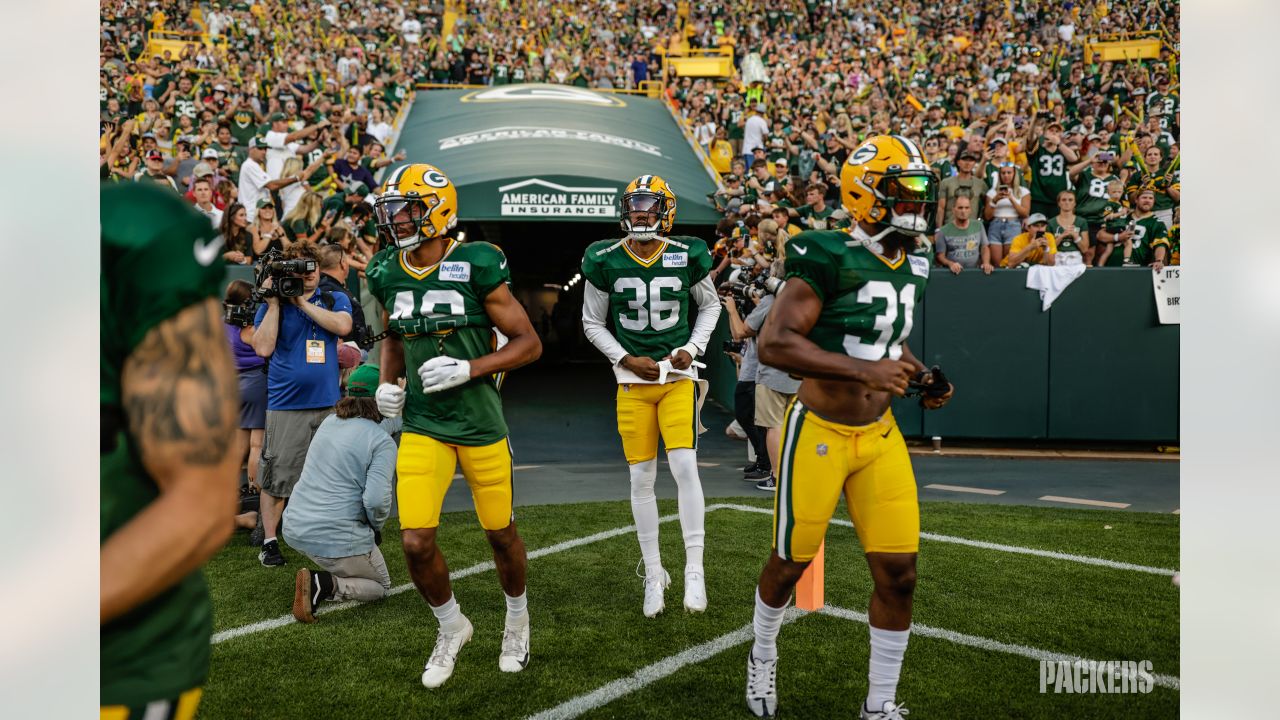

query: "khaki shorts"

left=754, top=385, right=795, bottom=429
left=260, top=407, right=333, bottom=498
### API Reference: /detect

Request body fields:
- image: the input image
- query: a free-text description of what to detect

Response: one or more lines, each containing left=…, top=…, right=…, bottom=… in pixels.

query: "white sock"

left=750, top=587, right=788, bottom=661
left=866, top=626, right=911, bottom=711
left=666, top=448, right=706, bottom=573
left=504, top=591, right=528, bottom=626
left=628, top=459, right=662, bottom=575
left=429, top=594, right=466, bottom=632
left=263, top=537, right=277, bottom=545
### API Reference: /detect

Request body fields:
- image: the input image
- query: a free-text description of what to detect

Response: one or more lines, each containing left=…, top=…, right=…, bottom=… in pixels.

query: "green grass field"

left=202, top=498, right=1179, bottom=719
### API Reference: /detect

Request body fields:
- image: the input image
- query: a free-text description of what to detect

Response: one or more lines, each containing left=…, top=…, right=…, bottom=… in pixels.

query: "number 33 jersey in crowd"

left=580, top=235, right=714, bottom=361
left=783, top=230, right=929, bottom=361
left=365, top=239, right=511, bottom=445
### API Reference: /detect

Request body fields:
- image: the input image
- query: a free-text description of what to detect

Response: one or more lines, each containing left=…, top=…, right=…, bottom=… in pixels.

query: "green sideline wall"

left=702, top=268, right=1179, bottom=443
left=225, top=266, right=1177, bottom=443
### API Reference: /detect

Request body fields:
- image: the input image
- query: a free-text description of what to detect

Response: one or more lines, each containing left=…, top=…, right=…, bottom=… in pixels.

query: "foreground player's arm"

left=473, top=283, right=543, bottom=377
left=102, top=299, right=240, bottom=623
left=757, top=277, right=913, bottom=394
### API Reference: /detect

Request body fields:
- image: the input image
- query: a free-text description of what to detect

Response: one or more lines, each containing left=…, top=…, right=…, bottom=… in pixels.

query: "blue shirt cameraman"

left=250, top=243, right=353, bottom=567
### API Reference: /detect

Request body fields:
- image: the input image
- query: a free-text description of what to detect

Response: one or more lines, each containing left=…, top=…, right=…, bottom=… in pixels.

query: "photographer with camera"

left=720, top=260, right=792, bottom=491
left=250, top=244, right=354, bottom=567
left=720, top=270, right=772, bottom=483
left=224, top=280, right=268, bottom=495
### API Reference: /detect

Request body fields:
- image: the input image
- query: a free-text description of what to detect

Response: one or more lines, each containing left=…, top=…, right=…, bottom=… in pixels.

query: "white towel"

left=1026, top=264, right=1086, bottom=311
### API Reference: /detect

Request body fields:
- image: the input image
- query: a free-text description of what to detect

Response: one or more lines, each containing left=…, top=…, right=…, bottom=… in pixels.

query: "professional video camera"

left=222, top=248, right=318, bottom=327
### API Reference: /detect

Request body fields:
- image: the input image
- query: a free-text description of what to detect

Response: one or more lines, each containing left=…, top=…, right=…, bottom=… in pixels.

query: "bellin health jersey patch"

left=440, top=261, right=472, bottom=281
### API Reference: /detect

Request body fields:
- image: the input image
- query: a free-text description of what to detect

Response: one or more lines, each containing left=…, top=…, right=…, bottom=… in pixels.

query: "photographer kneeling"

left=250, top=244, right=354, bottom=567
left=284, top=364, right=396, bottom=622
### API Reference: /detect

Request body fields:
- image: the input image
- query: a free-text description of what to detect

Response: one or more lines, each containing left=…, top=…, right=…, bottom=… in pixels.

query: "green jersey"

left=228, top=108, right=258, bottom=146
left=580, top=236, right=713, bottom=360
left=784, top=230, right=929, bottom=360
left=1028, top=146, right=1071, bottom=204
left=1074, top=168, right=1117, bottom=223
left=796, top=203, right=850, bottom=231
left=100, top=183, right=225, bottom=705
left=1103, top=214, right=1168, bottom=267
left=1047, top=215, right=1089, bottom=254
left=365, top=240, right=511, bottom=445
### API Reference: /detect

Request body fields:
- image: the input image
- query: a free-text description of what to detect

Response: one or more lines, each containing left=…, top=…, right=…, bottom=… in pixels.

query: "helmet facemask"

left=868, top=170, right=938, bottom=239
left=620, top=191, right=667, bottom=241
left=375, top=192, right=441, bottom=250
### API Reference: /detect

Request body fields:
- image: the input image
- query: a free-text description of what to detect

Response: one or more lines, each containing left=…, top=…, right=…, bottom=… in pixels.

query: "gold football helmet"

left=620, top=174, right=677, bottom=239
left=839, top=135, right=938, bottom=238
left=375, top=163, right=459, bottom=250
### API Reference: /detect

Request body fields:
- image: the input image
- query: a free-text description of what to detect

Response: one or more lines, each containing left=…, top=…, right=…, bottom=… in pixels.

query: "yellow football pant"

left=773, top=401, right=919, bottom=561
left=101, top=688, right=201, bottom=720
left=616, top=379, right=698, bottom=464
left=397, top=433, right=514, bottom=530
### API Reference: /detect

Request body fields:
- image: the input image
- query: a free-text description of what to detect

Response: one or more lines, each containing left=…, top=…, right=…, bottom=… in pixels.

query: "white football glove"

left=375, top=383, right=405, bottom=418
left=656, top=358, right=706, bottom=385
left=418, top=356, right=472, bottom=394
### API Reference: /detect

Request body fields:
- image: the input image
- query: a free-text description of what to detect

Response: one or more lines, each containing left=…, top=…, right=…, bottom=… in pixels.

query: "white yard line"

left=1039, top=495, right=1132, bottom=509
left=213, top=503, right=1174, bottom=644
left=819, top=605, right=1179, bottom=691
left=526, top=603, right=1177, bottom=719
left=924, top=483, right=1007, bottom=496
left=523, top=609, right=805, bottom=720
left=715, top=503, right=1176, bottom=576
left=1171, top=508, right=1180, bottom=515
left=212, top=513, right=677, bottom=644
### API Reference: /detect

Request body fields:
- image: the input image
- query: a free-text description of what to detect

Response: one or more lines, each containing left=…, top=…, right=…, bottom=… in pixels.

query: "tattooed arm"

left=101, top=298, right=240, bottom=624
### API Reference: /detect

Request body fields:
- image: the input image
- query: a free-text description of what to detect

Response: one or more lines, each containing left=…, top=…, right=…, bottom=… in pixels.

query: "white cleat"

left=498, top=618, right=531, bottom=673
left=860, top=700, right=911, bottom=719
left=421, top=616, right=474, bottom=689
left=642, top=567, right=671, bottom=618
left=745, top=653, right=778, bottom=718
left=683, top=570, right=707, bottom=612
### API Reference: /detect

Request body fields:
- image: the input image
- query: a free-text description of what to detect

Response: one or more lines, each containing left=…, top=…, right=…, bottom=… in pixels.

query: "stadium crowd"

left=99, top=0, right=1180, bottom=526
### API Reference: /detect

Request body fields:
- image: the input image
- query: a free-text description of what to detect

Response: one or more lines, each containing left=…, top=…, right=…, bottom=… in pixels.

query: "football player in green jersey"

left=366, top=163, right=542, bottom=689
left=581, top=175, right=721, bottom=617
left=745, top=136, right=955, bottom=720
left=101, top=183, right=241, bottom=718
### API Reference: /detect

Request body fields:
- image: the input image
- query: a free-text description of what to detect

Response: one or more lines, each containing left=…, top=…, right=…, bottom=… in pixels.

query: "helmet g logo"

left=423, top=170, right=450, bottom=188
left=848, top=143, right=878, bottom=167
